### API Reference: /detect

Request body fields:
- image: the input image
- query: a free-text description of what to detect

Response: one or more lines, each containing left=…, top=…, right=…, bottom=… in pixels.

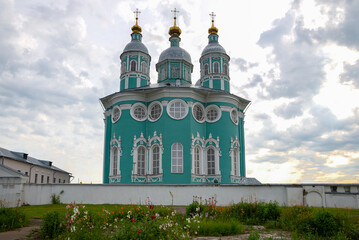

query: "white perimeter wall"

left=2, top=183, right=359, bottom=208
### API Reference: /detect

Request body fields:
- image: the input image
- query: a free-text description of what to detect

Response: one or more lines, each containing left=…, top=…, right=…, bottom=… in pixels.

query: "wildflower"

left=152, top=216, right=156, bottom=220
left=138, top=230, right=142, bottom=233
left=132, top=218, right=135, bottom=222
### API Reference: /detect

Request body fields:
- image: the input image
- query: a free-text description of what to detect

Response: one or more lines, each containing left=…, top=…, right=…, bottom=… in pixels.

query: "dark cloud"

left=244, top=74, right=263, bottom=88
left=340, top=60, right=359, bottom=88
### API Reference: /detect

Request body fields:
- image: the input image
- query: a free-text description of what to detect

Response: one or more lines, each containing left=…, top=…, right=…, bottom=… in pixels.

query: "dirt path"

left=0, top=219, right=41, bottom=240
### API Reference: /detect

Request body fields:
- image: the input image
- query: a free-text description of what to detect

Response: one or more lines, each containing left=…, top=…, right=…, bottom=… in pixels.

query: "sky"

left=1, top=0, right=359, bottom=184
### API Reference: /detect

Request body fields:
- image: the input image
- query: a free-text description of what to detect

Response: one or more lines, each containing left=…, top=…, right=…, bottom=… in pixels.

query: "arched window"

left=194, top=146, right=200, bottom=175
left=152, top=145, right=160, bottom=175
left=137, top=146, right=146, bottom=175
left=171, top=142, right=183, bottom=173
left=233, top=148, right=239, bottom=176
left=207, top=148, right=215, bottom=175
left=142, top=62, right=147, bottom=74
left=121, top=62, right=126, bottom=74
left=213, top=62, right=219, bottom=73
left=112, top=147, right=118, bottom=176
left=204, top=64, right=209, bottom=75
left=130, top=60, right=137, bottom=71
left=224, top=64, right=228, bottom=75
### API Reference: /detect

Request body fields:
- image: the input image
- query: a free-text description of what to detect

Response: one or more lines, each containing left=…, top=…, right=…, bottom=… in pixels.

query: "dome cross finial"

left=208, top=11, right=218, bottom=35
left=131, top=8, right=142, bottom=34
left=169, top=8, right=181, bottom=37
left=171, top=8, right=179, bottom=26
left=210, top=12, right=216, bottom=27
left=134, top=8, right=141, bottom=25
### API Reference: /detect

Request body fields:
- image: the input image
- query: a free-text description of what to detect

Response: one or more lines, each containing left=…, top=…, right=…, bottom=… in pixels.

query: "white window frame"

left=130, top=60, right=137, bottom=72
left=130, top=103, right=147, bottom=121
left=111, top=105, right=121, bottom=123
left=204, top=64, right=209, bottom=75
left=230, top=137, right=241, bottom=177
left=109, top=135, right=122, bottom=178
left=121, top=62, right=126, bottom=74
left=141, top=62, right=147, bottom=74
left=213, top=62, right=219, bottom=73
left=148, top=101, right=163, bottom=122
left=171, top=142, right=183, bottom=173
left=204, top=133, right=221, bottom=176
left=205, top=104, right=222, bottom=123
left=192, top=102, right=205, bottom=123
left=151, top=144, right=160, bottom=175
left=148, top=131, right=163, bottom=175
left=230, top=108, right=239, bottom=125
left=167, top=99, right=189, bottom=120
left=224, top=63, right=228, bottom=75
left=207, top=147, right=216, bottom=175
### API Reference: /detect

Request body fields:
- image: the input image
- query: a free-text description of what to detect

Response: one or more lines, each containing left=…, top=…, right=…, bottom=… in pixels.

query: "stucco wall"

left=2, top=183, right=358, bottom=208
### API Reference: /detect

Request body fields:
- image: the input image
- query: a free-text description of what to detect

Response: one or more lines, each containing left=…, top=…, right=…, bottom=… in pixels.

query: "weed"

left=50, top=190, right=64, bottom=204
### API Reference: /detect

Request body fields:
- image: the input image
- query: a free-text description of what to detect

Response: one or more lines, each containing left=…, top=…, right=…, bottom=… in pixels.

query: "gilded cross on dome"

left=134, top=8, right=141, bottom=24
left=208, top=11, right=218, bottom=35
left=171, top=8, right=179, bottom=25
left=210, top=12, right=216, bottom=24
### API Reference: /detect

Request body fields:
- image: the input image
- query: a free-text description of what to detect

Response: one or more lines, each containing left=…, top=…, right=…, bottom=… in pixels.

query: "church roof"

left=201, top=41, right=227, bottom=56
left=158, top=46, right=192, bottom=63
left=122, top=40, right=149, bottom=55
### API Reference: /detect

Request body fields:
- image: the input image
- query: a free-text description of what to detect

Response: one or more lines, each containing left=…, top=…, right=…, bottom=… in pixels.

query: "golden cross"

left=171, top=8, right=179, bottom=25
left=210, top=12, right=216, bottom=23
left=171, top=8, right=179, bottom=18
left=134, top=8, right=141, bottom=23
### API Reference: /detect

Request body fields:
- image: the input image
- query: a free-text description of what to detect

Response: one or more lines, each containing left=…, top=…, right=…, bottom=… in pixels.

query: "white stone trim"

left=111, top=105, right=121, bottom=123
left=130, top=103, right=147, bottom=121
left=192, top=102, right=205, bottom=123
left=206, top=104, right=222, bottom=123
left=148, top=101, right=163, bottom=122
left=167, top=99, right=189, bottom=120
left=109, top=134, right=122, bottom=178
left=230, top=108, right=239, bottom=125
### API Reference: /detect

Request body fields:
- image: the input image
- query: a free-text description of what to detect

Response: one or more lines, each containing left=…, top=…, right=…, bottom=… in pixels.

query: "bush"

left=222, top=201, right=280, bottom=224
left=40, top=211, right=64, bottom=238
left=0, top=201, right=28, bottom=232
left=195, top=219, right=244, bottom=236
left=50, top=190, right=64, bottom=204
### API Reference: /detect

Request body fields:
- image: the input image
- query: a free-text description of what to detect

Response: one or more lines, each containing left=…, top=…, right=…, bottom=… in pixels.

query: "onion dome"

left=121, top=9, right=149, bottom=55
left=156, top=9, right=193, bottom=84
left=201, top=12, right=227, bottom=57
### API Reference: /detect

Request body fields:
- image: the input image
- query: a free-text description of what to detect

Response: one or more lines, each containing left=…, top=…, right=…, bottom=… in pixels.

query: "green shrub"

left=195, top=219, right=244, bottom=236
left=186, top=201, right=203, bottom=217
left=40, top=211, right=64, bottom=238
left=223, top=201, right=280, bottom=224
left=50, top=190, right=64, bottom=204
left=0, top=201, right=28, bottom=232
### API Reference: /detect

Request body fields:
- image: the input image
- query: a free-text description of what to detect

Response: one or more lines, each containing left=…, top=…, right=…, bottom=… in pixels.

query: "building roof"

left=158, top=46, right=192, bottom=64
left=201, top=41, right=227, bottom=56
left=0, top=147, right=70, bottom=174
left=122, top=39, right=149, bottom=55
left=0, top=164, right=28, bottom=178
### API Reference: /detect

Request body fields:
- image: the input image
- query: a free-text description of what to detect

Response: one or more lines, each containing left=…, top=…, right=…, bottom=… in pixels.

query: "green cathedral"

left=100, top=10, right=251, bottom=184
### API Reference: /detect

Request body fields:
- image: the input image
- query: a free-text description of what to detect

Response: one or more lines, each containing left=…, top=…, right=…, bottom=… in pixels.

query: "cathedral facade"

left=100, top=11, right=250, bottom=184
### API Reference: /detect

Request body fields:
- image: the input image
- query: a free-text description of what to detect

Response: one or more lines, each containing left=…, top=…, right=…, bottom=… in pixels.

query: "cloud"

left=231, top=58, right=258, bottom=72
left=340, top=60, right=359, bottom=88
left=274, top=100, right=304, bottom=119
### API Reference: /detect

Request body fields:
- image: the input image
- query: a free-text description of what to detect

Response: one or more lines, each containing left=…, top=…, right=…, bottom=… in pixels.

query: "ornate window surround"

left=109, top=134, right=122, bottom=183
left=230, top=136, right=241, bottom=183
left=111, top=105, right=121, bottom=123
left=167, top=99, right=189, bottom=120
left=130, top=103, right=148, bottom=121
left=130, top=60, right=137, bottom=71
left=131, top=132, right=163, bottom=183
left=191, top=132, right=221, bottom=183
left=230, top=108, right=239, bottom=125
left=148, top=101, right=163, bottom=122
left=206, top=104, right=222, bottom=123
left=192, top=102, right=205, bottom=123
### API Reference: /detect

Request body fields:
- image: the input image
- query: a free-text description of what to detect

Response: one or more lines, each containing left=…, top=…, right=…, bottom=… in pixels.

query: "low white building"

left=0, top=147, right=72, bottom=184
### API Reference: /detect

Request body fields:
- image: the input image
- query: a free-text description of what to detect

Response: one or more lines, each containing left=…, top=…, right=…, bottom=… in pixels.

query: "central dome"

left=123, top=40, right=149, bottom=55
left=158, top=46, right=192, bottom=63
left=201, top=41, right=226, bottom=56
